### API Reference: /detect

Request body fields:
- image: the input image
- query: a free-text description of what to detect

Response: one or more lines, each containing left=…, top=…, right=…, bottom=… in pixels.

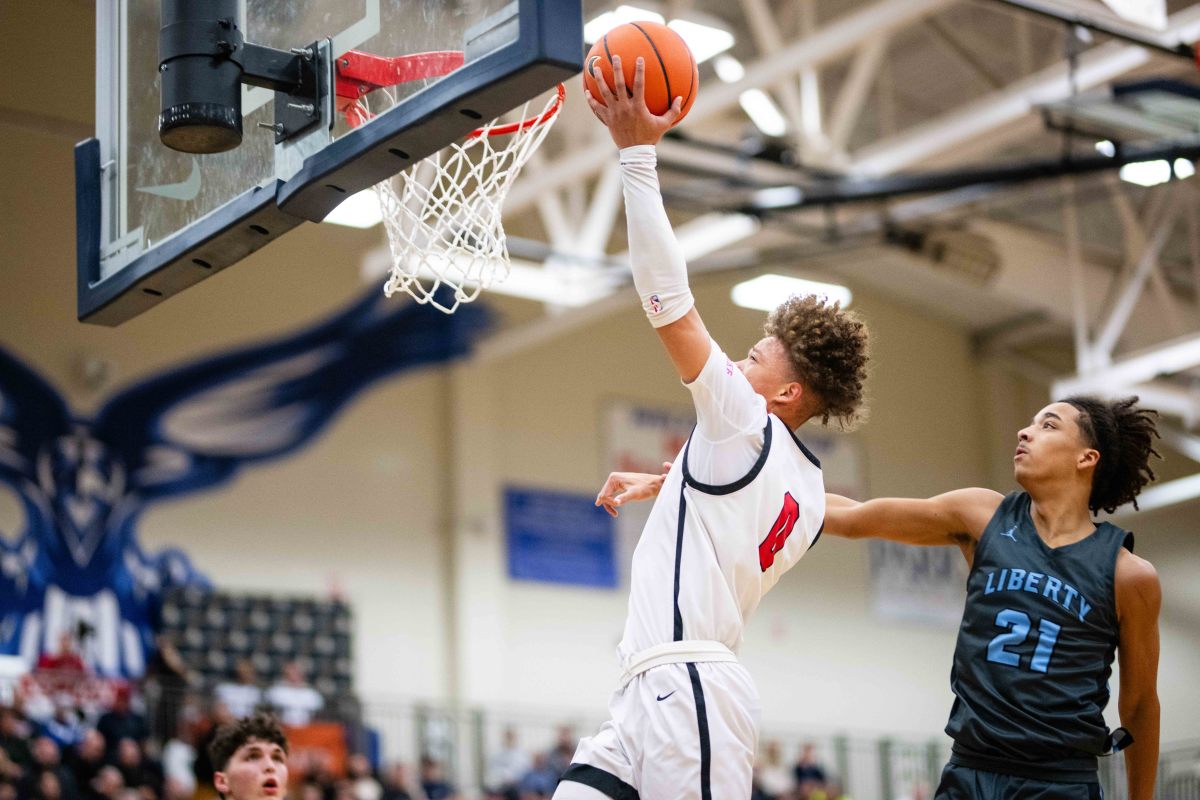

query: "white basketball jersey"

left=618, top=415, right=825, bottom=660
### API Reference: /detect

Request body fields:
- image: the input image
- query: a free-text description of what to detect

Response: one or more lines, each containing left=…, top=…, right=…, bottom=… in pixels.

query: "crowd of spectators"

left=752, top=741, right=850, bottom=800
left=481, top=726, right=577, bottom=800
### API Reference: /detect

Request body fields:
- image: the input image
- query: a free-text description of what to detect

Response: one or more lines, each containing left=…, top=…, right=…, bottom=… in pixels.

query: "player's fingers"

left=631, top=57, right=646, bottom=102
left=662, top=95, right=684, bottom=125
left=590, top=62, right=616, bottom=105
left=611, top=56, right=628, bottom=101
left=660, top=462, right=672, bottom=475
left=585, top=91, right=613, bottom=126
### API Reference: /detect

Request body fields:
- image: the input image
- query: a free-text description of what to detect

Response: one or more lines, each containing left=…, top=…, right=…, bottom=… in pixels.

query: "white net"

left=369, top=86, right=564, bottom=313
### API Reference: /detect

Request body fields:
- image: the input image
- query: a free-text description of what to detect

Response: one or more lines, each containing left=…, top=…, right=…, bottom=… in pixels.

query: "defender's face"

left=736, top=337, right=798, bottom=407
left=214, top=739, right=287, bottom=800
left=1013, top=402, right=1096, bottom=486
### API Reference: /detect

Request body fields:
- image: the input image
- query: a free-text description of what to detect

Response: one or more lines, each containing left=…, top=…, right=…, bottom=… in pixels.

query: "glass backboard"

left=78, top=0, right=582, bottom=325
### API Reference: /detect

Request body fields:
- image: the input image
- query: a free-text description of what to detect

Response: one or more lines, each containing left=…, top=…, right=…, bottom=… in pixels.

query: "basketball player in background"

left=209, top=712, right=289, bottom=800
left=604, top=397, right=1162, bottom=800
left=555, top=57, right=869, bottom=800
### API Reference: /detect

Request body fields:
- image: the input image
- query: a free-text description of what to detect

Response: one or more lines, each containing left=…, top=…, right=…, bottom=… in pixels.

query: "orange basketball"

left=583, top=21, right=699, bottom=125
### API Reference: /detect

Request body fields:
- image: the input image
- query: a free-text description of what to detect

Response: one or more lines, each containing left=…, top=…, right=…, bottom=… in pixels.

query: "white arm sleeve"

left=618, top=144, right=695, bottom=327
left=683, top=340, right=770, bottom=485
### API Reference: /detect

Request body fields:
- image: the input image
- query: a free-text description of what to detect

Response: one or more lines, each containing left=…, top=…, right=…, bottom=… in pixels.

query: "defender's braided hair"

left=1063, top=396, right=1160, bottom=514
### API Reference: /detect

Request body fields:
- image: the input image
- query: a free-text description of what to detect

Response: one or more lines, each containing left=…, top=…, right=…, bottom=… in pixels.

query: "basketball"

left=584, top=21, right=699, bottom=124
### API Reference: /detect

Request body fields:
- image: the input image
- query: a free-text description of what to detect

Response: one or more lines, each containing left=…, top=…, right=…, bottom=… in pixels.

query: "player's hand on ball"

left=586, top=56, right=683, bottom=148
left=595, top=463, right=671, bottom=517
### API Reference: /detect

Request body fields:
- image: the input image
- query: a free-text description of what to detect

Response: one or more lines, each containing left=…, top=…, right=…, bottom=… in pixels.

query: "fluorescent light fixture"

left=1174, top=159, right=1196, bottom=179
left=668, top=19, right=734, bottom=63
left=1119, top=159, right=1172, bottom=187
left=739, top=89, right=788, bottom=137
left=584, top=6, right=664, bottom=42
left=324, top=189, right=383, bottom=229
left=752, top=186, right=804, bottom=209
left=713, top=54, right=745, bottom=83
left=731, top=274, right=852, bottom=312
left=1095, top=140, right=1116, bottom=157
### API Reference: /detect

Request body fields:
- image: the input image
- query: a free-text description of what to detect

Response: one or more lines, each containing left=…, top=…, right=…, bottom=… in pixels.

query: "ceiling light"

left=713, top=54, right=745, bottom=83
left=751, top=186, right=804, bottom=209
left=668, top=19, right=735, bottom=63
left=1174, top=159, right=1196, bottom=179
left=739, top=89, right=788, bottom=137
left=1095, top=140, right=1116, bottom=157
left=731, top=274, right=852, bottom=312
left=1119, top=160, right=1172, bottom=187
left=324, top=189, right=383, bottom=229
left=584, top=6, right=664, bottom=42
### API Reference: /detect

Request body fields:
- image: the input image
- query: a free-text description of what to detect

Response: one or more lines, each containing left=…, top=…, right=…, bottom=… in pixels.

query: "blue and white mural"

left=0, top=291, right=485, bottom=678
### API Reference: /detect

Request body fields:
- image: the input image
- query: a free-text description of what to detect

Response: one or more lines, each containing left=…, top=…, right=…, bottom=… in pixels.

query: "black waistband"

left=950, top=744, right=1098, bottom=783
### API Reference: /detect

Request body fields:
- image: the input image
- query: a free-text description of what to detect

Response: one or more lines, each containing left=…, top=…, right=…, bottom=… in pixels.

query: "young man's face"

left=1013, top=402, right=1097, bottom=486
left=736, top=337, right=799, bottom=407
left=214, top=738, right=288, bottom=800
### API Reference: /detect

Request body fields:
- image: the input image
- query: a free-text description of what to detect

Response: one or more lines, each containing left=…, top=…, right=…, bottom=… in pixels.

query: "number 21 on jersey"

left=759, top=493, right=799, bottom=571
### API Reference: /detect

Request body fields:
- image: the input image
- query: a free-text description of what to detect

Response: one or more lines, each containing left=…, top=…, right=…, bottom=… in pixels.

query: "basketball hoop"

left=337, top=51, right=565, bottom=313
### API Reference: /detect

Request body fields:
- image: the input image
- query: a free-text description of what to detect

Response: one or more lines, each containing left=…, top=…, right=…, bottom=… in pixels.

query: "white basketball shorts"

left=553, top=660, right=761, bottom=800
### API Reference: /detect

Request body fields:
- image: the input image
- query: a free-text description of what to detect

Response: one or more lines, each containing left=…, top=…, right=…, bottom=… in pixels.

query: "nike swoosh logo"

left=656, top=691, right=676, bottom=701
left=137, top=157, right=201, bottom=201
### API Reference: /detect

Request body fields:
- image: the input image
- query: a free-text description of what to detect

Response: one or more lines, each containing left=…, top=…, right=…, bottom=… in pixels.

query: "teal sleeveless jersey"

left=945, top=491, right=1131, bottom=782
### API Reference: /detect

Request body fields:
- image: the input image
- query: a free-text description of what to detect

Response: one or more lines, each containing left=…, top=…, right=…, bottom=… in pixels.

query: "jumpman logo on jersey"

left=1000, top=525, right=1018, bottom=542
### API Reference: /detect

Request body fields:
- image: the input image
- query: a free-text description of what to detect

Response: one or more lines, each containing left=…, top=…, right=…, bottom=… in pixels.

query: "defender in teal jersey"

left=597, top=396, right=1162, bottom=799
left=823, top=397, right=1162, bottom=800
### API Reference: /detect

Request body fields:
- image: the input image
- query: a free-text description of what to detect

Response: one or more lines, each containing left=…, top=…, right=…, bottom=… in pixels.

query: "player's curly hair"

left=764, top=294, right=869, bottom=429
left=1063, top=395, right=1161, bottom=514
left=209, top=711, right=288, bottom=777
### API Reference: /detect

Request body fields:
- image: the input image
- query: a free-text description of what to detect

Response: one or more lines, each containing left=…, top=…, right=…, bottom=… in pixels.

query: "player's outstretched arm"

left=586, top=57, right=711, bottom=382
left=823, top=488, right=1003, bottom=562
left=1115, top=551, right=1161, bottom=800
left=595, top=463, right=671, bottom=517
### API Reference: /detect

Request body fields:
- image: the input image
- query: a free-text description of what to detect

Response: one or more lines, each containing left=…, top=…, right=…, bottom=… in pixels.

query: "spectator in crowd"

left=30, top=767, right=65, bottom=800
left=160, top=722, right=197, bottom=800
left=0, top=706, right=32, bottom=774
left=36, top=632, right=87, bottom=675
left=95, top=687, right=147, bottom=761
left=755, top=740, right=795, bottom=800
left=114, top=737, right=161, bottom=798
left=516, top=753, right=558, bottom=800
left=21, top=736, right=78, bottom=800
left=215, top=660, right=263, bottom=721
left=345, top=753, right=383, bottom=800
left=42, top=703, right=86, bottom=753
left=543, top=727, right=574, bottom=781
left=794, top=743, right=828, bottom=799
left=484, top=727, right=529, bottom=800
left=265, top=661, right=323, bottom=727
left=419, top=755, right=458, bottom=800
left=144, top=636, right=195, bottom=742
left=66, top=730, right=107, bottom=792
left=87, top=765, right=124, bottom=800
left=380, top=762, right=417, bottom=800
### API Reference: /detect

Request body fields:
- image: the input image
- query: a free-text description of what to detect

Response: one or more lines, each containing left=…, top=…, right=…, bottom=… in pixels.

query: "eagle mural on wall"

left=0, top=290, right=485, bottom=678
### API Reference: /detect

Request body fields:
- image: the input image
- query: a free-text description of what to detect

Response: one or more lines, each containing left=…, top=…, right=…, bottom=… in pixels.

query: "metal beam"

left=851, top=3, right=1200, bottom=175
left=1052, top=330, right=1200, bottom=397
left=986, top=0, right=1194, bottom=60
left=505, top=0, right=957, bottom=215
left=827, top=36, right=891, bottom=154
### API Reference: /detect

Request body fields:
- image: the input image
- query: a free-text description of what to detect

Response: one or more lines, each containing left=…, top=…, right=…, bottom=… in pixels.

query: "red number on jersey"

left=759, top=492, right=800, bottom=571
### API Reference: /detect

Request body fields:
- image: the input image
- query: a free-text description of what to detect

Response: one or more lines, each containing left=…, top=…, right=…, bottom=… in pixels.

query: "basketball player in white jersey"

left=553, top=57, right=870, bottom=800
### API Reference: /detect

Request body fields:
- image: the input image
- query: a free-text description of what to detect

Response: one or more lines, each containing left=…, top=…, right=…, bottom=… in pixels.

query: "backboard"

left=78, top=0, right=582, bottom=325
